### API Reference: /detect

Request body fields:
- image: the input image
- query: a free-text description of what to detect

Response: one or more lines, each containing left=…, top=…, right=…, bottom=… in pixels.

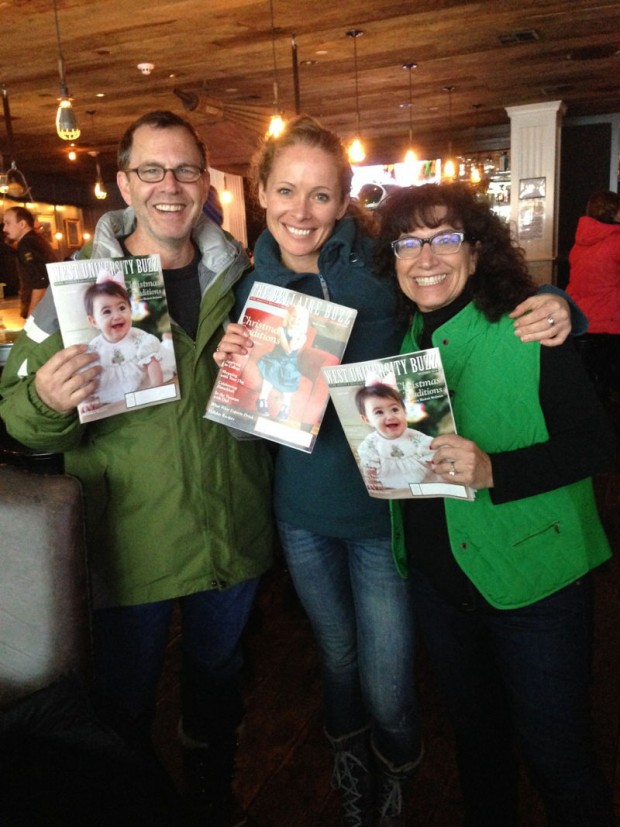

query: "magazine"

left=46, top=255, right=180, bottom=424
left=205, top=281, right=357, bottom=452
left=322, top=348, right=474, bottom=500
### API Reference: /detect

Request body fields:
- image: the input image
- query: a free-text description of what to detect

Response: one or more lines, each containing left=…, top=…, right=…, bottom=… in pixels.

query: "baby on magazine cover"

left=82, top=274, right=165, bottom=408
left=354, top=378, right=444, bottom=492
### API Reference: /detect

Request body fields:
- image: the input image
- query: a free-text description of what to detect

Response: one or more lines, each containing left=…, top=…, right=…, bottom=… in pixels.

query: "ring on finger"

left=547, top=315, right=556, bottom=327
left=448, top=460, right=456, bottom=477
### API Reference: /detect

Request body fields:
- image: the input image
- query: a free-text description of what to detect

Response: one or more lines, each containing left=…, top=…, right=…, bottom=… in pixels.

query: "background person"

left=215, top=114, right=576, bottom=827
left=0, top=110, right=273, bottom=827
left=567, top=189, right=620, bottom=405
left=376, top=182, right=616, bottom=827
left=2, top=205, right=56, bottom=318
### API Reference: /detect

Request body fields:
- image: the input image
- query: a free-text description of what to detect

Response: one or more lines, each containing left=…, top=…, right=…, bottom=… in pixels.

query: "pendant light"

left=94, top=156, right=107, bottom=200
left=346, top=29, right=365, bottom=164
left=86, top=113, right=106, bottom=199
left=402, top=62, right=418, bottom=167
left=469, top=103, right=482, bottom=184
left=88, top=149, right=107, bottom=200
left=221, top=175, right=233, bottom=205
left=442, top=86, right=456, bottom=180
left=267, top=0, right=285, bottom=138
left=53, top=0, right=80, bottom=140
left=1, top=85, right=33, bottom=198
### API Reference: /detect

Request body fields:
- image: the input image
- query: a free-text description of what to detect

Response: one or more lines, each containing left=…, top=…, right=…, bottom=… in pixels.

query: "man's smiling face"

left=116, top=124, right=208, bottom=254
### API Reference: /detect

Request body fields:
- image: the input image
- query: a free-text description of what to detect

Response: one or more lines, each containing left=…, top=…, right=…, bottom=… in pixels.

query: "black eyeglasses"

left=391, top=231, right=466, bottom=260
left=124, top=164, right=205, bottom=183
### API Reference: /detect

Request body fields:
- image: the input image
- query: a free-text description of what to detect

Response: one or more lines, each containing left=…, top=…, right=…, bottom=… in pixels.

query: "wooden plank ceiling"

left=0, top=0, right=619, bottom=189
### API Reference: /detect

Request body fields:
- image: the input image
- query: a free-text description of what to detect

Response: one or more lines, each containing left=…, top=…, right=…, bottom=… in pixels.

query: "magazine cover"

left=323, top=348, right=474, bottom=500
left=46, top=255, right=180, bottom=424
left=205, top=281, right=357, bottom=452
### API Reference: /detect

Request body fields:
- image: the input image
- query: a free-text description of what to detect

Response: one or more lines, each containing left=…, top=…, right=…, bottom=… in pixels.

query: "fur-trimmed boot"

left=373, top=742, right=424, bottom=826
left=180, top=725, right=250, bottom=827
left=327, top=726, right=375, bottom=827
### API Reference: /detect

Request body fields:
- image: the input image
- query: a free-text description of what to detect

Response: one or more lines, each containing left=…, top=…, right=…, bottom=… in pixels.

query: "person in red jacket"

left=567, top=190, right=620, bottom=404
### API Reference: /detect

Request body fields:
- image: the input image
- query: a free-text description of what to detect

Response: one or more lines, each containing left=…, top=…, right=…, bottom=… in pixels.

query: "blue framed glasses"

left=391, top=231, right=465, bottom=260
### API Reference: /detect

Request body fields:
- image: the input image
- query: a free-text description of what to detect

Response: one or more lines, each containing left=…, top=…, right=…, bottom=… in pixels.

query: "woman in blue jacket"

left=216, top=116, right=575, bottom=827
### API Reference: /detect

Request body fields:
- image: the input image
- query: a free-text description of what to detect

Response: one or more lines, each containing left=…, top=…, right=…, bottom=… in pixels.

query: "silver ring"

left=547, top=316, right=556, bottom=327
left=448, top=460, right=456, bottom=477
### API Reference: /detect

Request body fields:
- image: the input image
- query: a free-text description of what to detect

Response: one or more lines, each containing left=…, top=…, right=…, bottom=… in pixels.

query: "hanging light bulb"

left=347, top=29, right=365, bottom=164
left=94, top=163, right=107, bottom=200
left=268, top=113, right=285, bottom=138
left=0, top=154, right=8, bottom=193
left=53, top=0, right=80, bottom=140
left=221, top=175, right=233, bottom=205
left=402, top=63, right=418, bottom=169
left=89, top=149, right=107, bottom=200
left=267, top=0, right=285, bottom=138
left=442, top=86, right=456, bottom=180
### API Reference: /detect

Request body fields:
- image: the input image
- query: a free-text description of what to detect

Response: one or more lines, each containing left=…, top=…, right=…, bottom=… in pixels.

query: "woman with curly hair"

left=376, top=182, right=616, bottom=827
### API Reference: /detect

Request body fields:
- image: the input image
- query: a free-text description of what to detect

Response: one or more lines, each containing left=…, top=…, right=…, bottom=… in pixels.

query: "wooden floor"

left=153, top=397, right=620, bottom=826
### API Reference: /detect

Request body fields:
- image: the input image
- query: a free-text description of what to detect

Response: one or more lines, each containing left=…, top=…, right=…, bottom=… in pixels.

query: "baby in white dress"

left=355, top=382, right=442, bottom=493
left=84, top=280, right=163, bottom=405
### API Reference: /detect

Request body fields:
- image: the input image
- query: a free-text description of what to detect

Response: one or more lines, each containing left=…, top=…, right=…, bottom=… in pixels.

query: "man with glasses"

left=0, top=111, right=273, bottom=827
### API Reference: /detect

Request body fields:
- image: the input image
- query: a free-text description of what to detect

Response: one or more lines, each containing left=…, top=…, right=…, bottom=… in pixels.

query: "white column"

left=505, top=101, right=566, bottom=283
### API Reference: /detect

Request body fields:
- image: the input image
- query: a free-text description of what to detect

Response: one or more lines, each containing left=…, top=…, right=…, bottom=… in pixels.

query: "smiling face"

left=395, top=217, right=477, bottom=313
left=116, top=124, right=209, bottom=262
left=258, top=143, right=349, bottom=273
left=88, top=293, right=132, bottom=344
left=362, top=395, right=408, bottom=441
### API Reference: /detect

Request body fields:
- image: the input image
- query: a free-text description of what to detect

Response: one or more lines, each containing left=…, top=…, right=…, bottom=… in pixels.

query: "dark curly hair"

left=375, top=183, right=535, bottom=322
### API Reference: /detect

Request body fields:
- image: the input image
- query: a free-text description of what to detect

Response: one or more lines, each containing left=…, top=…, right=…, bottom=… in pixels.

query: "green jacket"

left=0, top=208, right=274, bottom=607
left=391, top=303, right=611, bottom=608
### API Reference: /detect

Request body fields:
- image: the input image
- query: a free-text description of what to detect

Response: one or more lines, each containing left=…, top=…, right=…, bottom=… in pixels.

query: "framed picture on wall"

left=64, top=218, right=81, bottom=248
left=519, top=177, right=546, bottom=200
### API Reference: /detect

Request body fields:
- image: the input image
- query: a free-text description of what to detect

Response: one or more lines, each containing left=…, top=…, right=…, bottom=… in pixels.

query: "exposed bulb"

left=268, top=114, right=285, bottom=138
left=94, top=180, right=107, bottom=200
left=348, top=137, right=366, bottom=164
left=443, top=158, right=456, bottom=179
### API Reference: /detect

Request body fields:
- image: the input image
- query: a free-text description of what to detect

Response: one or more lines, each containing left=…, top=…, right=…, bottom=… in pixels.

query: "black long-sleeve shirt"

left=403, top=302, right=616, bottom=609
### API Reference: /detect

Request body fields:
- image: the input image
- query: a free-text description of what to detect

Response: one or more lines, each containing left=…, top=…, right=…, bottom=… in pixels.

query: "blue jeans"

left=412, top=570, right=614, bottom=827
left=278, top=521, right=420, bottom=768
left=92, top=578, right=260, bottom=743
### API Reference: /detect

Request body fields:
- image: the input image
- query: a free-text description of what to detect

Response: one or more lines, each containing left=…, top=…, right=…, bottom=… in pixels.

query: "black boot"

left=327, top=726, right=374, bottom=827
left=181, top=726, right=250, bottom=827
left=372, top=742, right=423, bottom=827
